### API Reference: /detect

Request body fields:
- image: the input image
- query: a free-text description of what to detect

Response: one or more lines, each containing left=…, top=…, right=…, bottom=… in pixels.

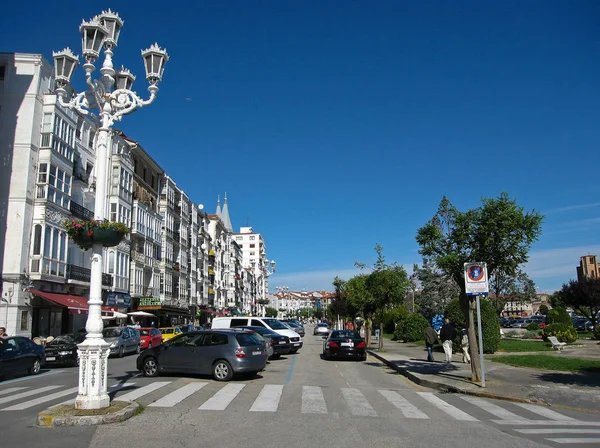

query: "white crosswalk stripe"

left=249, top=385, right=283, bottom=412
left=0, top=385, right=63, bottom=406
left=149, top=382, right=207, bottom=408
left=417, top=392, right=479, bottom=421
left=378, top=389, right=429, bottom=419
left=342, top=388, right=377, bottom=417
left=301, top=386, right=327, bottom=414
left=514, top=402, right=576, bottom=421
left=60, top=382, right=137, bottom=406
left=516, top=429, right=600, bottom=435
left=199, top=383, right=245, bottom=411
left=547, top=438, right=600, bottom=444
left=460, top=396, right=525, bottom=420
left=0, top=387, right=27, bottom=397
left=2, top=387, right=79, bottom=411
left=116, top=381, right=171, bottom=402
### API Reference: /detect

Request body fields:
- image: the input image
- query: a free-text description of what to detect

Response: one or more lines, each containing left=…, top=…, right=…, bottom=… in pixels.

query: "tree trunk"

left=378, top=318, right=384, bottom=350
left=467, top=297, right=482, bottom=383
left=365, top=318, right=371, bottom=347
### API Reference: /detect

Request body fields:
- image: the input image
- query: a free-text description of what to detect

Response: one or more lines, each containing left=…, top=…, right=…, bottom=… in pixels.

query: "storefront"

left=135, top=297, right=192, bottom=327
left=29, top=289, right=116, bottom=338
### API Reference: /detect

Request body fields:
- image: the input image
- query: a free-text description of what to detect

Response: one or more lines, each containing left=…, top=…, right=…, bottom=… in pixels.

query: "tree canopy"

left=556, top=277, right=600, bottom=328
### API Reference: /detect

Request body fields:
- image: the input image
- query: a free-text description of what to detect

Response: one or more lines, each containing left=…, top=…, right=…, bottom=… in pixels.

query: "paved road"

left=1, top=331, right=599, bottom=447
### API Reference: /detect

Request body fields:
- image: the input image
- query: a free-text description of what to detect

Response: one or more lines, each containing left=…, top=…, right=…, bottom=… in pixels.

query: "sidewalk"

left=367, top=338, right=600, bottom=413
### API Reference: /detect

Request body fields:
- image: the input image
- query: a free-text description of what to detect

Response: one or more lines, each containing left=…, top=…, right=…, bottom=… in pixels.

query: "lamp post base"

left=75, top=338, right=111, bottom=410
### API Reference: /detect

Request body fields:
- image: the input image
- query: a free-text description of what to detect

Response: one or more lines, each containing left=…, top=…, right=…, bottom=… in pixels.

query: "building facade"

left=577, top=255, right=600, bottom=281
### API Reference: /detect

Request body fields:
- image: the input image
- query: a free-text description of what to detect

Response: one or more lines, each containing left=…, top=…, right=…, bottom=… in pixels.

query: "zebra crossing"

left=1, top=381, right=599, bottom=444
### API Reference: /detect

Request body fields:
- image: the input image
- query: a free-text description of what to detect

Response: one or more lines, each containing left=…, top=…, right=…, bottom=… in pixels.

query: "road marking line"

left=199, top=383, right=245, bottom=411
left=417, top=392, right=478, bottom=421
left=0, top=385, right=62, bottom=405
left=514, top=403, right=575, bottom=421
left=301, top=386, right=327, bottom=414
left=249, top=384, right=283, bottom=412
left=340, top=372, right=344, bottom=377
left=149, top=382, right=208, bottom=408
left=342, top=388, right=377, bottom=417
left=516, top=429, right=600, bottom=435
left=460, top=396, right=525, bottom=420
left=493, top=420, right=600, bottom=426
left=0, top=387, right=28, bottom=397
left=59, top=382, right=137, bottom=405
left=117, top=381, right=171, bottom=402
left=2, top=387, right=79, bottom=411
left=378, top=390, right=429, bottom=419
left=546, top=438, right=600, bottom=444
left=0, top=370, right=64, bottom=385
left=285, top=354, right=297, bottom=384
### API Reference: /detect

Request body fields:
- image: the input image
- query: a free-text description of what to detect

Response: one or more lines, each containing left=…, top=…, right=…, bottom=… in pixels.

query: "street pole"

left=476, top=295, right=486, bottom=387
left=53, top=10, right=168, bottom=409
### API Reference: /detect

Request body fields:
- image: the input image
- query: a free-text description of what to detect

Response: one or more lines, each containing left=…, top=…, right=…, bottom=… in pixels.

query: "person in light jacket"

left=460, top=328, right=471, bottom=364
left=439, top=319, right=456, bottom=363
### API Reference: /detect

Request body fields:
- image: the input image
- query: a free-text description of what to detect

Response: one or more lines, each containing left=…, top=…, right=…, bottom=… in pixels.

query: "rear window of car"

left=236, top=333, right=262, bottom=346
left=331, top=330, right=360, bottom=338
left=162, top=328, right=174, bottom=334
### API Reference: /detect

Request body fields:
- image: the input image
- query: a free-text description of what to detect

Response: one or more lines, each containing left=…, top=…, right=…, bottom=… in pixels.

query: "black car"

left=0, top=336, right=45, bottom=379
left=239, top=326, right=292, bottom=358
left=44, top=333, right=84, bottom=367
left=322, top=330, right=366, bottom=361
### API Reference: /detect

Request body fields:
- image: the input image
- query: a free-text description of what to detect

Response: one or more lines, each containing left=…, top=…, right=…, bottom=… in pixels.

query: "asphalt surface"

left=1, top=328, right=599, bottom=447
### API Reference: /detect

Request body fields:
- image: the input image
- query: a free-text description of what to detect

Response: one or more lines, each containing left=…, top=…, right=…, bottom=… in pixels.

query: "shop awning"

left=199, top=309, right=225, bottom=317
left=30, top=289, right=116, bottom=316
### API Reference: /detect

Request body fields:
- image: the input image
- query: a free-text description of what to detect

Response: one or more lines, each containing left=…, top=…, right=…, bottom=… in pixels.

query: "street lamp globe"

left=115, top=66, right=135, bottom=90
left=79, top=18, right=108, bottom=63
left=96, top=9, right=123, bottom=48
left=52, top=48, right=79, bottom=90
left=142, top=43, right=169, bottom=87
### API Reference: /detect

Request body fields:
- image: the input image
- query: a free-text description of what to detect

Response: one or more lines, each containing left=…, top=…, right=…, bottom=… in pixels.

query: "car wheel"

left=118, top=346, right=125, bottom=358
left=323, top=351, right=330, bottom=360
left=271, top=354, right=281, bottom=359
left=142, top=357, right=159, bottom=377
left=29, top=358, right=41, bottom=375
left=136, top=344, right=141, bottom=354
left=212, top=360, right=233, bottom=382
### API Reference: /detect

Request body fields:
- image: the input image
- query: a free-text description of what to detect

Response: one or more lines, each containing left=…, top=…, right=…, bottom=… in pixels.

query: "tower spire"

left=216, top=194, right=221, bottom=216
left=220, top=192, right=233, bottom=232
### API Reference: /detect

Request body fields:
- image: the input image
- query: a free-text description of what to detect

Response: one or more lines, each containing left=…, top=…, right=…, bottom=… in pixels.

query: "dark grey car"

left=136, top=330, right=267, bottom=381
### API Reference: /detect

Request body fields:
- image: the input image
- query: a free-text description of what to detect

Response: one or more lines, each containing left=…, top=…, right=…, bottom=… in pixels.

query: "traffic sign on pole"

left=464, top=262, right=489, bottom=296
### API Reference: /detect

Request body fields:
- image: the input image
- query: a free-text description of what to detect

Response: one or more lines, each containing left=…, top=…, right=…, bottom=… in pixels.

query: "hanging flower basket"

left=64, top=219, right=130, bottom=250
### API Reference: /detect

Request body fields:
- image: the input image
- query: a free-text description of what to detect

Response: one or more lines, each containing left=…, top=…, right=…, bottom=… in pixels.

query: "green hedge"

left=547, top=307, right=572, bottom=325
left=395, top=313, right=429, bottom=342
left=543, top=323, right=577, bottom=343
left=444, top=298, right=500, bottom=354
left=526, top=322, right=540, bottom=331
left=594, top=325, right=600, bottom=341
left=383, top=306, right=408, bottom=335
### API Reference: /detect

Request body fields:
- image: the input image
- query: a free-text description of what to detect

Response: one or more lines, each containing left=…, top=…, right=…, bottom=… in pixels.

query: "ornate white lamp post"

left=258, top=259, right=275, bottom=316
left=52, top=10, right=168, bottom=410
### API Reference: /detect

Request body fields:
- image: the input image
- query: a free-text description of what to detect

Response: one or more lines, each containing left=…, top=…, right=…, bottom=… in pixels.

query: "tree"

left=413, top=261, right=460, bottom=320
left=416, top=193, right=543, bottom=382
left=487, top=269, right=537, bottom=316
left=360, top=245, right=410, bottom=350
left=557, top=277, right=600, bottom=329
left=538, top=304, right=549, bottom=315
left=264, top=307, right=278, bottom=317
left=344, top=273, right=375, bottom=345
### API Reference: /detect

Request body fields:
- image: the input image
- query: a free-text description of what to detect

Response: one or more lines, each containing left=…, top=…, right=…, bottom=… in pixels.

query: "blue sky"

left=2, top=1, right=599, bottom=293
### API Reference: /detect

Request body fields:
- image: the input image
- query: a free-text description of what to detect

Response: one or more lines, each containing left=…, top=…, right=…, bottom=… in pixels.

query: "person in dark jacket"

left=439, top=318, right=456, bottom=363
left=423, top=324, right=439, bottom=362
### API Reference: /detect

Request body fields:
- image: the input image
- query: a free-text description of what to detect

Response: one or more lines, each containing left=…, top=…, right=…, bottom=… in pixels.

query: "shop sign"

left=106, top=292, right=131, bottom=307
left=139, top=297, right=162, bottom=307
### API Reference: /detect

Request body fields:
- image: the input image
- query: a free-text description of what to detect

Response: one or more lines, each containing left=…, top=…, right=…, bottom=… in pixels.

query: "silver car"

left=103, top=326, right=141, bottom=357
left=314, top=323, right=331, bottom=336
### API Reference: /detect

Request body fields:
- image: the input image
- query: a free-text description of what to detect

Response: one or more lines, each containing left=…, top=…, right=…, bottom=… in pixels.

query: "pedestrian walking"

left=460, top=328, right=471, bottom=364
left=439, top=318, right=456, bottom=363
left=423, top=324, right=439, bottom=362
left=0, top=327, right=6, bottom=338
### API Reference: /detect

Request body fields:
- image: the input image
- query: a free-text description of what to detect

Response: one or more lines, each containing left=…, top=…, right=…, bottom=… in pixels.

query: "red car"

left=138, top=328, right=162, bottom=350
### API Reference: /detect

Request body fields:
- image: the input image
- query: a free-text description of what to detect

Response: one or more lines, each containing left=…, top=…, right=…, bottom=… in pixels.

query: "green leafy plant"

left=444, top=298, right=501, bottom=353
left=383, top=305, right=408, bottom=334
left=542, top=323, right=577, bottom=343
left=395, top=313, right=429, bottom=342
left=593, top=325, right=600, bottom=341
left=546, top=307, right=572, bottom=325
left=63, top=218, right=130, bottom=240
left=526, top=322, right=540, bottom=331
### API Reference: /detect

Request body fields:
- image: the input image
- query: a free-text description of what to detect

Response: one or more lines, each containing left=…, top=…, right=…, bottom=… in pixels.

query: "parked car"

left=136, top=330, right=267, bottom=381
left=572, top=318, right=593, bottom=332
left=159, top=326, right=182, bottom=343
left=44, top=333, right=85, bottom=366
left=322, top=330, right=366, bottom=361
left=238, top=326, right=292, bottom=358
left=103, top=327, right=141, bottom=357
left=314, top=323, right=331, bottom=336
left=178, top=324, right=197, bottom=333
left=211, top=317, right=302, bottom=353
left=138, top=328, right=163, bottom=350
left=0, top=336, right=45, bottom=379
left=282, top=320, right=305, bottom=337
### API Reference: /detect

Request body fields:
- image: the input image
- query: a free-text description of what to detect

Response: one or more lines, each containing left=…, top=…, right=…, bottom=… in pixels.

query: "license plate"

left=252, top=351, right=261, bottom=355
left=294, top=343, right=301, bottom=346
left=279, top=341, right=286, bottom=344
left=341, top=342, right=354, bottom=347
left=46, top=356, right=56, bottom=361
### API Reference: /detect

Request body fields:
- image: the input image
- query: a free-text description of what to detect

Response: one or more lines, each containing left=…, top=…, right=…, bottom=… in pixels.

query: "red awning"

left=200, top=309, right=225, bottom=317
left=30, top=289, right=116, bottom=316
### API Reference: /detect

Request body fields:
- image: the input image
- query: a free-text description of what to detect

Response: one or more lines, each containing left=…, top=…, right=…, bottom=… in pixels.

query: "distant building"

left=577, top=255, right=599, bottom=281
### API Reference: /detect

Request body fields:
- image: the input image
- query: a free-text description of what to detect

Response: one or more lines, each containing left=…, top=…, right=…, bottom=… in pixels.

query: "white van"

left=211, top=317, right=303, bottom=352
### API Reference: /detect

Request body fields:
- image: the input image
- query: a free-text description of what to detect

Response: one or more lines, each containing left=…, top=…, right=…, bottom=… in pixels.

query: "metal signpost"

left=464, top=262, right=489, bottom=387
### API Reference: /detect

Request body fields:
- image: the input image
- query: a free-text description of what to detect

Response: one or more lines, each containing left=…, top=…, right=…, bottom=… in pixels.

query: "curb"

left=37, top=401, right=140, bottom=427
left=367, top=350, right=548, bottom=406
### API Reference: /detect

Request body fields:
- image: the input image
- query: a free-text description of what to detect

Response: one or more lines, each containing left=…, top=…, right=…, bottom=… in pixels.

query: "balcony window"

left=41, top=224, right=67, bottom=277
left=47, top=164, right=71, bottom=209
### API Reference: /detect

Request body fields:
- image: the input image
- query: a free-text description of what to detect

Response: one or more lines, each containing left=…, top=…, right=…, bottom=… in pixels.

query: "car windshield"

left=236, top=333, right=263, bottom=346
left=102, top=328, right=122, bottom=338
left=317, top=323, right=328, bottom=327
left=139, top=329, right=151, bottom=336
left=263, top=319, right=287, bottom=330
left=47, top=335, right=77, bottom=345
left=161, top=328, right=174, bottom=334
left=331, top=330, right=361, bottom=339
left=246, top=327, right=273, bottom=336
